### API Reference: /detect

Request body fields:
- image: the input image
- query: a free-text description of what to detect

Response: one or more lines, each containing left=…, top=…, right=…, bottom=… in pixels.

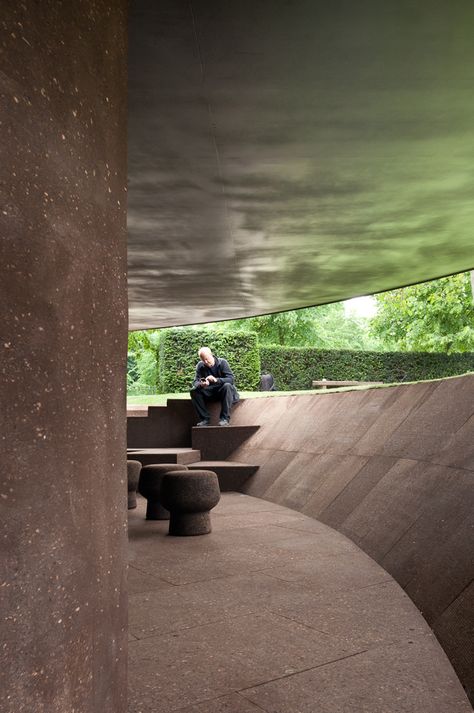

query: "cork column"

left=0, top=2, right=128, bottom=711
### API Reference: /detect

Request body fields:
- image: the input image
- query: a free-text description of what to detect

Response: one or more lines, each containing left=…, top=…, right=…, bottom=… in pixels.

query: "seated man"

left=190, top=346, right=239, bottom=426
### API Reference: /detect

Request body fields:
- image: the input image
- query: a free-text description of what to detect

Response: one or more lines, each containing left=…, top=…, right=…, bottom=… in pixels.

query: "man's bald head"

left=199, top=347, right=215, bottom=367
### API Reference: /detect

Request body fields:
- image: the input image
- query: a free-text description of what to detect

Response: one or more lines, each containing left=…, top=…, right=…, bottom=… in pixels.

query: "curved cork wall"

left=228, top=375, right=474, bottom=701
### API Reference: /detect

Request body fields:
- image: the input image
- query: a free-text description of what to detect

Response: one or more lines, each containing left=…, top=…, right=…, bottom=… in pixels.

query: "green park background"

left=127, top=271, right=474, bottom=400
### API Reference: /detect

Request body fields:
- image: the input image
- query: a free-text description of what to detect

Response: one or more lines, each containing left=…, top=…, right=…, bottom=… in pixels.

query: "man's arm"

left=216, top=359, right=235, bottom=385
left=192, top=362, right=207, bottom=388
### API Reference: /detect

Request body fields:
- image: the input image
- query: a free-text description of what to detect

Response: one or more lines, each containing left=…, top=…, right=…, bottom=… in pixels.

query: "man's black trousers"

left=190, top=383, right=234, bottom=421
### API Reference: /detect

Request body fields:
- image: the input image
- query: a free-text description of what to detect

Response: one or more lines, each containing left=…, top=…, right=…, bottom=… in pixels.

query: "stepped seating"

left=187, top=423, right=260, bottom=489
left=127, top=409, right=261, bottom=490
left=187, top=460, right=259, bottom=491
left=127, top=447, right=200, bottom=466
left=191, top=424, right=259, bottom=460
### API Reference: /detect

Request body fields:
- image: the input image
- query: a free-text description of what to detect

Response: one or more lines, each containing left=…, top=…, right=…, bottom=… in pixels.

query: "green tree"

left=306, top=304, right=381, bottom=350
left=370, top=272, right=474, bottom=353
left=210, top=303, right=380, bottom=350
left=225, top=307, right=321, bottom=346
left=127, top=330, right=161, bottom=391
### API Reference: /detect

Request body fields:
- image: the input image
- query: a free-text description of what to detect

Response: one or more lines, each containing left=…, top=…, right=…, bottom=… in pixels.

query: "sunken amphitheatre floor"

left=127, top=493, right=471, bottom=713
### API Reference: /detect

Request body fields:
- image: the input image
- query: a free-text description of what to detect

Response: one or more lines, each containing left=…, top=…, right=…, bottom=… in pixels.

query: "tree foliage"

left=370, top=272, right=474, bottom=353
left=127, top=330, right=161, bottom=391
left=210, top=303, right=380, bottom=350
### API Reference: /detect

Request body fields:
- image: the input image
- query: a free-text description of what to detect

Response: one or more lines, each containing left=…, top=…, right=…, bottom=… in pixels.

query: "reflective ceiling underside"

left=128, top=0, right=474, bottom=329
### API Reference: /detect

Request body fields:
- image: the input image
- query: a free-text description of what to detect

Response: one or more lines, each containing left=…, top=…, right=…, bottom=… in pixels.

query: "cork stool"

left=160, top=470, right=221, bottom=536
left=138, top=464, right=189, bottom=520
left=127, top=460, right=142, bottom=509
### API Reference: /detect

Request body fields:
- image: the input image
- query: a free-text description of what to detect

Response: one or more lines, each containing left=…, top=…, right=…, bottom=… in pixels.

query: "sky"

left=344, top=296, right=377, bottom=319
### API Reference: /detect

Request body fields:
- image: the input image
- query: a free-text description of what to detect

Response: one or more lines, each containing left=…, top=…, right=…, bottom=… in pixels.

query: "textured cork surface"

left=128, top=493, right=472, bottom=712
left=227, top=375, right=474, bottom=702
left=1, top=3, right=128, bottom=711
left=126, top=378, right=473, bottom=699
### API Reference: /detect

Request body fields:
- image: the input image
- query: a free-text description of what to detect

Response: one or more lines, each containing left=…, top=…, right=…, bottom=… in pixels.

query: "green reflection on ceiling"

left=128, top=0, right=474, bottom=328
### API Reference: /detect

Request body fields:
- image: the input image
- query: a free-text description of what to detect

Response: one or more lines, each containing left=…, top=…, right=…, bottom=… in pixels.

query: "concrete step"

left=191, top=424, right=260, bottom=460
left=127, top=448, right=201, bottom=466
left=187, top=460, right=259, bottom=492
left=126, top=404, right=150, bottom=417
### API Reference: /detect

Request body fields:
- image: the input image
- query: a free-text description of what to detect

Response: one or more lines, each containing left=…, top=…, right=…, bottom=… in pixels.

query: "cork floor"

left=127, top=493, right=472, bottom=713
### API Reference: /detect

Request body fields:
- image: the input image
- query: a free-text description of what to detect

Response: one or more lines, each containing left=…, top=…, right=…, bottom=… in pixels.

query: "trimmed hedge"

left=260, top=346, right=474, bottom=390
left=158, top=329, right=260, bottom=393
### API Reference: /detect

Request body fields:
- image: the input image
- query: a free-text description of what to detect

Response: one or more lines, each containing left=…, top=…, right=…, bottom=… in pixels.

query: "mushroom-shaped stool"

left=127, top=460, right=142, bottom=509
left=160, top=470, right=221, bottom=536
left=138, top=463, right=189, bottom=520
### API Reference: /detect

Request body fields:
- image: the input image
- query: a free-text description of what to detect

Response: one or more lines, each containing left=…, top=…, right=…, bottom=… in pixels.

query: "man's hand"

left=206, top=375, right=218, bottom=384
left=199, top=377, right=209, bottom=387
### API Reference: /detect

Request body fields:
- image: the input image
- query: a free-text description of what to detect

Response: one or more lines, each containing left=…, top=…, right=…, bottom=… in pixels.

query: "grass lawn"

left=126, top=372, right=473, bottom=406
left=127, top=393, right=191, bottom=406
left=127, top=389, right=336, bottom=406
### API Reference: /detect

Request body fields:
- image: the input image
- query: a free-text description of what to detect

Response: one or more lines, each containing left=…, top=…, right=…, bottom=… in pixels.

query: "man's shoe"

left=218, top=419, right=230, bottom=426
left=196, top=420, right=210, bottom=427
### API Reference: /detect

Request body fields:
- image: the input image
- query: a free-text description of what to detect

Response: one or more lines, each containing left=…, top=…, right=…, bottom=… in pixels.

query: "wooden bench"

left=312, top=379, right=384, bottom=389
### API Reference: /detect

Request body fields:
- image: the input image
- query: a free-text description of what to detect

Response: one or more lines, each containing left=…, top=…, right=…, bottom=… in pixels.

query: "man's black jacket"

left=192, top=357, right=240, bottom=401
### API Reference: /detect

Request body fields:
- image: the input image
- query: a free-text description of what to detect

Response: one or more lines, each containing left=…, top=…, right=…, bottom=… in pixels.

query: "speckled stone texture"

left=127, top=460, right=142, bottom=509
left=138, top=463, right=189, bottom=520
left=1, top=3, right=128, bottom=712
left=160, top=470, right=221, bottom=536
left=127, top=400, right=231, bottom=448
left=191, top=424, right=260, bottom=460
left=127, top=493, right=473, bottom=713
left=227, top=375, right=474, bottom=702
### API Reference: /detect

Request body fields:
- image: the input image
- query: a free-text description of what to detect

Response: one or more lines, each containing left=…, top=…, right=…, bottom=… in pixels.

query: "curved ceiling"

left=128, top=0, right=474, bottom=329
